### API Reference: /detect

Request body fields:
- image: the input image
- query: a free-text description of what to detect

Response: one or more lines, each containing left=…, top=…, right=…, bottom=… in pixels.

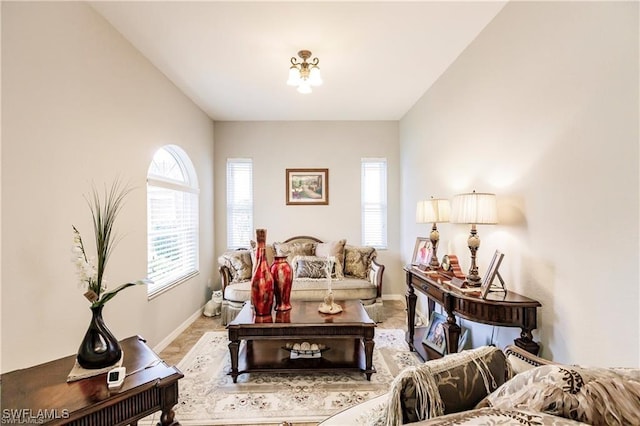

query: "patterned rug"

left=142, top=329, right=421, bottom=425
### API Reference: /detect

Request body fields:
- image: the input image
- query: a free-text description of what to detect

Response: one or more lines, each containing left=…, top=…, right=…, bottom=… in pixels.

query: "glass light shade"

left=451, top=192, right=497, bottom=224
left=309, top=66, right=323, bottom=86
left=287, top=66, right=301, bottom=86
left=297, top=81, right=312, bottom=94
left=416, top=198, right=451, bottom=223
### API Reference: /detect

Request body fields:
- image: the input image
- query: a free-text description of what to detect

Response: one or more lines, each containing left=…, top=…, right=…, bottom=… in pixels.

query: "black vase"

left=77, top=305, right=122, bottom=369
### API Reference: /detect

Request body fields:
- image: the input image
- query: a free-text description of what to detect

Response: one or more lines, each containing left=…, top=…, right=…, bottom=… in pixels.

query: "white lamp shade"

left=309, top=66, right=323, bottom=86
left=287, top=67, right=301, bottom=86
left=416, top=198, right=451, bottom=223
left=451, top=192, right=497, bottom=224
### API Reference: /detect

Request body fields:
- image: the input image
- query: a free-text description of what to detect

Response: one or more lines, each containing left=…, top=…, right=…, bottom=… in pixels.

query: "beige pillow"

left=343, top=245, right=376, bottom=279
left=292, top=256, right=336, bottom=279
left=314, top=239, right=346, bottom=278
left=218, top=250, right=253, bottom=282
left=273, top=241, right=315, bottom=265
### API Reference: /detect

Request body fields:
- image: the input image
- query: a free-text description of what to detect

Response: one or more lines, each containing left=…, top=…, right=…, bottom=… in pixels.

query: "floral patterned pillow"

left=343, top=245, right=376, bottom=279
left=218, top=250, right=253, bottom=282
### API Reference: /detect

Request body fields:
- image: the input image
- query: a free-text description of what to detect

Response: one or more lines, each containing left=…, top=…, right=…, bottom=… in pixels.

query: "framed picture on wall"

left=286, top=169, right=329, bottom=205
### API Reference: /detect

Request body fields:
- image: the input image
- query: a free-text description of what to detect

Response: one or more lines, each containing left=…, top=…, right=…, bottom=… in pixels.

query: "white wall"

left=1, top=2, right=215, bottom=372
left=400, top=1, right=639, bottom=366
left=214, top=121, right=402, bottom=295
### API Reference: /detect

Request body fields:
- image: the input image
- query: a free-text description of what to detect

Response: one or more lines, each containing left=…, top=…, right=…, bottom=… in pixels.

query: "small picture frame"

left=412, top=237, right=432, bottom=270
left=286, top=168, right=329, bottom=205
left=480, top=251, right=505, bottom=299
left=422, top=311, right=447, bottom=355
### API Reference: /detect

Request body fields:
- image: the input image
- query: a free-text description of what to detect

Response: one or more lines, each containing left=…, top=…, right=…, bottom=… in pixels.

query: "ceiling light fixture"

left=287, top=50, right=322, bottom=94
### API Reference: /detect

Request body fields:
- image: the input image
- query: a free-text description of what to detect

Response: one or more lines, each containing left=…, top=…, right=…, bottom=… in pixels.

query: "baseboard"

left=153, top=306, right=204, bottom=353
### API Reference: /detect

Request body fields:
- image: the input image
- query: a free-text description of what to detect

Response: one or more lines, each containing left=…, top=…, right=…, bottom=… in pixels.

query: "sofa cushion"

left=218, top=250, right=253, bottom=282
left=479, top=364, right=640, bottom=425
left=273, top=241, right=316, bottom=264
left=292, top=256, right=335, bottom=279
left=381, top=346, right=509, bottom=424
left=314, top=239, right=346, bottom=278
left=344, top=245, right=376, bottom=279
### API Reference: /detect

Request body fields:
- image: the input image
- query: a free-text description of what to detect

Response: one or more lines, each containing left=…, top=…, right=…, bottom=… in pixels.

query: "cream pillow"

left=314, top=239, right=346, bottom=278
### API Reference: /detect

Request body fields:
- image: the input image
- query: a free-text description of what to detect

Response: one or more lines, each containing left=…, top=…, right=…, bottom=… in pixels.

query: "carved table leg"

left=228, top=339, right=240, bottom=383
left=515, top=328, right=540, bottom=355
left=157, top=408, right=180, bottom=426
left=443, top=312, right=461, bottom=354
left=363, top=335, right=375, bottom=381
left=406, top=272, right=417, bottom=351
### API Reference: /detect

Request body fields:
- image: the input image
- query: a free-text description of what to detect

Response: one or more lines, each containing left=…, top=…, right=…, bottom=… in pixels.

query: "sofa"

left=218, top=235, right=384, bottom=325
left=320, top=345, right=640, bottom=426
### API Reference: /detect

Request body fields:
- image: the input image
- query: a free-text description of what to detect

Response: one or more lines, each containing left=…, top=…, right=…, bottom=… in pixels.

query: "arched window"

left=147, top=145, right=199, bottom=297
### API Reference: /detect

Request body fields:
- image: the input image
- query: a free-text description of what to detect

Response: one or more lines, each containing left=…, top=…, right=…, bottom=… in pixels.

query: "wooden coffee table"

left=227, top=300, right=376, bottom=382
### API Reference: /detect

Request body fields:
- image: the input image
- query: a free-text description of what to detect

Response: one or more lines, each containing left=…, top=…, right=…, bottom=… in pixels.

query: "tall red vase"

left=270, top=256, right=292, bottom=312
left=251, top=229, right=274, bottom=316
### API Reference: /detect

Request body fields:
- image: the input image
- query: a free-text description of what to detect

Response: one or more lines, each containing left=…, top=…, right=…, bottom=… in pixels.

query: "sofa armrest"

left=503, top=344, right=554, bottom=374
left=370, top=258, right=384, bottom=299
left=219, top=264, right=233, bottom=296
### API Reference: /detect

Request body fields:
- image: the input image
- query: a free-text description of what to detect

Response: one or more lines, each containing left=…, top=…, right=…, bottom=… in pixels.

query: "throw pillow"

left=480, top=364, right=640, bottom=425
left=292, top=256, right=336, bottom=279
left=273, top=241, right=316, bottom=265
left=344, top=245, right=376, bottom=279
left=315, top=239, right=346, bottom=278
left=218, top=250, right=253, bottom=282
left=381, top=346, right=509, bottom=424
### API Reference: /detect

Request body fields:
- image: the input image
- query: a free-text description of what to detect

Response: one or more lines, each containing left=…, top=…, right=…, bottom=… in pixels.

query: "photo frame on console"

left=412, top=237, right=432, bottom=270
left=422, top=311, right=447, bottom=355
left=480, top=251, right=505, bottom=299
left=286, top=168, right=329, bottom=205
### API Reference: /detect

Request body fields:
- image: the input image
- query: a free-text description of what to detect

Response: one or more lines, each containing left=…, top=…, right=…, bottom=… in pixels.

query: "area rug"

left=142, top=329, right=421, bottom=425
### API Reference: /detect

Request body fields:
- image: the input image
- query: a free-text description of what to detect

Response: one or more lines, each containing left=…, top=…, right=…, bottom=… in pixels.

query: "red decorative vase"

left=251, top=229, right=274, bottom=316
left=270, top=256, right=293, bottom=312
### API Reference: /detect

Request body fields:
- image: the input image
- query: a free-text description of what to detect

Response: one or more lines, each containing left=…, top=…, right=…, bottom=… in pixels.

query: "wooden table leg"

left=228, top=339, right=240, bottom=383
left=406, top=272, right=417, bottom=351
left=363, top=336, right=375, bottom=381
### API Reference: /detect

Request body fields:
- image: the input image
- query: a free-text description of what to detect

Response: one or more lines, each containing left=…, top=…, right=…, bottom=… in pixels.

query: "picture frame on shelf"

left=422, top=311, right=447, bottom=355
left=480, top=251, right=505, bottom=299
left=412, top=237, right=432, bottom=271
left=286, top=168, right=329, bottom=205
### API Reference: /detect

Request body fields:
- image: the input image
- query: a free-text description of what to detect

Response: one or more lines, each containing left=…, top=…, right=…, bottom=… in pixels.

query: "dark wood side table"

left=405, top=266, right=542, bottom=361
left=0, top=335, right=183, bottom=426
left=227, top=300, right=376, bottom=382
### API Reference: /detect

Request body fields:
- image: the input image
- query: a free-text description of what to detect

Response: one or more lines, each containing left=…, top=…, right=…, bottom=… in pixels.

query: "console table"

left=405, top=266, right=541, bottom=361
left=0, top=335, right=183, bottom=426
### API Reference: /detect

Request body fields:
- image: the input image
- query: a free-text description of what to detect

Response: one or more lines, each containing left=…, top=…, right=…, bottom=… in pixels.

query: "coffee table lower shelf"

left=230, top=338, right=375, bottom=381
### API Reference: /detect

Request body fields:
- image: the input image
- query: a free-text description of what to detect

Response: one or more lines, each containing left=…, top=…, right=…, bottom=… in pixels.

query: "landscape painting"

left=286, top=169, right=329, bottom=205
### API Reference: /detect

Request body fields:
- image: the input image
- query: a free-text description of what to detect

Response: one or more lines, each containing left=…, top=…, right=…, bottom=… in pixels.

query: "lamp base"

left=465, top=274, right=482, bottom=287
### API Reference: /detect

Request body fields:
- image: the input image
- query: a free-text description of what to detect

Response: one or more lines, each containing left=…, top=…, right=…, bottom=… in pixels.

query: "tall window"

left=227, top=158, right=253, bottom=248
left=147, top=145, right=199, bottom=297
left=361, top=158, right=387, bottom=249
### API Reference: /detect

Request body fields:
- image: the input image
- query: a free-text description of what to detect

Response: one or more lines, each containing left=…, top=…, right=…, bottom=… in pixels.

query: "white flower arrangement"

left=72, top=180, right=146, bottom=308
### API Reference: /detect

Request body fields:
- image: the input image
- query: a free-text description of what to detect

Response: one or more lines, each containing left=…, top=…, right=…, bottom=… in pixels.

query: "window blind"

left=226, top=158, right=253, bottom=249
left=361, top=158, right=387, bottom=249
left=147, top=146, right=199, bottom=296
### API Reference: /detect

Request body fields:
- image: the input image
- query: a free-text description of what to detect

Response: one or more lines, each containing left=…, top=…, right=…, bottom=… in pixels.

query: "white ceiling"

left=90, top=1, right=507, bottom=121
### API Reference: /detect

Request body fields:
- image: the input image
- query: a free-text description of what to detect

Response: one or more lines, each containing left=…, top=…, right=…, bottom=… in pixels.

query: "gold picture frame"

left=286, top=168, right=329, bottom=205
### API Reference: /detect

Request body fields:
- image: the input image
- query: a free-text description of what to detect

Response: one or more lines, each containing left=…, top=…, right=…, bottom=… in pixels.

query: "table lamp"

left=451, top=191, right=497, bottom=286
left=416, top=197, right=451, bottom=269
